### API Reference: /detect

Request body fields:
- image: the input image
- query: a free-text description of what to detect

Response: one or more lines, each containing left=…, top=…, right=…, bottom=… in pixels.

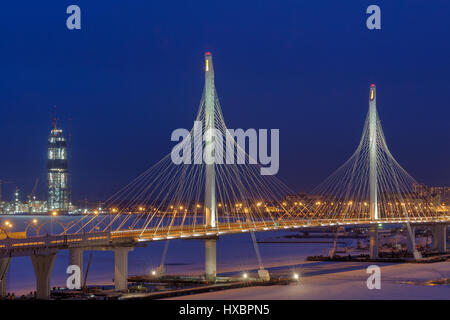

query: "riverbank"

left=168, top=260, right=450, bottom=300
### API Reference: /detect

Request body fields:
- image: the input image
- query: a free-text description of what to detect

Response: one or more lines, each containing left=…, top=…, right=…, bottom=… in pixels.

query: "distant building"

left=412, top=183, right=429, bottom=197
left=13, top=187, right=20, bottom=213
left=413, top=183, right=450, bottom=204
left=0, top=187, right=44, bottom=214
left=429, top=186, right=450, bottom=205
left=47, top=123, right=70, bottom=213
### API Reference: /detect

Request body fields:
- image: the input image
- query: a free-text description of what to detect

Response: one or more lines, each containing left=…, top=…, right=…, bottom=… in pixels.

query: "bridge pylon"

left=368, top=84, right=379, bottom=259
left=204, top=52, right=217, bottom=281
left=306, top=83, right=448, bottom=258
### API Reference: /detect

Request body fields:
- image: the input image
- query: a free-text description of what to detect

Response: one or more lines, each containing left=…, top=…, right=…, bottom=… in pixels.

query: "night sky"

left=0, top=1, right=449, bottom=204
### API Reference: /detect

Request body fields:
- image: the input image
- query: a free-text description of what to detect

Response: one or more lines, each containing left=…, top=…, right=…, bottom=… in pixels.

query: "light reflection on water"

left=399, top=279, right=450, bottom=286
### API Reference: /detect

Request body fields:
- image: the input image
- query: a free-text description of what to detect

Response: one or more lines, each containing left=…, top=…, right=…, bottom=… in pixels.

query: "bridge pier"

left=369, top=225, right=378, bottom=259
left=406, top=225, right=415, bottom=253
left=0, top=257, right=10, bottom=297
left=114, top=247, right=133, bottom=291
left=69, top=248, right=83, bottom=282
left=205, top=238, right=216, bottom=282
left=31, top=253, right=56, bottom=300
left=431, top=224, right=448, bottom=253
left=406, top=224, right=422, bottom=260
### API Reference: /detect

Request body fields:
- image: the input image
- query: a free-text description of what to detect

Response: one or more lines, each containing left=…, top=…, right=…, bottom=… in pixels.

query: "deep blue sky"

left=0, top=1, right=449, bottom=204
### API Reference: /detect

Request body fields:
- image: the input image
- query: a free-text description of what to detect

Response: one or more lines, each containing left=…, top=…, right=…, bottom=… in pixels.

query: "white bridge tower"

left=368, top=84, right=379, bottom=259
left=204, top=52, right=217, bottom=281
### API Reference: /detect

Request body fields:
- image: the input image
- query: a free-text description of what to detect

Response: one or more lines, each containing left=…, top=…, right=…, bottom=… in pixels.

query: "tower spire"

left=52, top=105, right=58, bottom=130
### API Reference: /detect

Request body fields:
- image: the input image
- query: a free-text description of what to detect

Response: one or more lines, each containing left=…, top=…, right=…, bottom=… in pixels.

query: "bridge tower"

left=368, top=84, right=379, bottom=259
left=204, top=52, right=217, bottom=281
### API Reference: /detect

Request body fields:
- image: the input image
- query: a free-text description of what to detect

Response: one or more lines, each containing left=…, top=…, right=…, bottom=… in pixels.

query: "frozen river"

left=169, top=261, right=450, bottom=300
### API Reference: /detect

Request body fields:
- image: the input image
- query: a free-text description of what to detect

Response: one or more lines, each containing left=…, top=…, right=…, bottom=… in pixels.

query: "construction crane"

left=27, top=178, right=39, bottom=213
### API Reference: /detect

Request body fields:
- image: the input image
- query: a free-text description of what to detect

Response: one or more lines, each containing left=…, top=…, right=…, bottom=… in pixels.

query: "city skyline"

left=1, top=1, right=449, bottom=201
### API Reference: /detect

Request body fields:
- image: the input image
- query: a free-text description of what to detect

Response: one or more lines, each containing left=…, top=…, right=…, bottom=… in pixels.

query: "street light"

left=51, top=211, right=58, bottom=235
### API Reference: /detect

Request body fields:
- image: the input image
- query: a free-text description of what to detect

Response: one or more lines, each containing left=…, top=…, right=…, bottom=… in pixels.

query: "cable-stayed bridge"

left=0, top=53, right=448, bottom=298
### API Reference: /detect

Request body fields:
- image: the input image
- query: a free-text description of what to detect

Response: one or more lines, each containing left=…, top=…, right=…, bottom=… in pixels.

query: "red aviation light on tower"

left=370, top=84, right=375, bottom=101
left=205, top=52, right=212, bottom=72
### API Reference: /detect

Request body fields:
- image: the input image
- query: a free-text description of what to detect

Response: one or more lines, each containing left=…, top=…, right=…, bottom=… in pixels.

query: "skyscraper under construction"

left=48, top=120, right=69, bottom=213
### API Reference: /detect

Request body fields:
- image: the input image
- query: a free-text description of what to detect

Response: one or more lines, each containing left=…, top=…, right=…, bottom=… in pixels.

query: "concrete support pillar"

left=69, top=248, right=83, bottom=281
left=432, top=224, right=448, bottom=253
left=31, top=253, right=56, bottom=300
left=369, top=225, right=378, bottom=259
left=406, top=224, right=422, bottom=260
left=0, top=257, right=11, bottom=297
left=114, top=247, right=133, bottom=291
left=205, top=238, right=216, bottom=281
left=406, top=225, right=416, bottom=253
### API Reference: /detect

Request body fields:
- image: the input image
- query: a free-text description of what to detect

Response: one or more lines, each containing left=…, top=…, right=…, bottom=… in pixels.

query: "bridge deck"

left=0, top=216, right=448, bottom=258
